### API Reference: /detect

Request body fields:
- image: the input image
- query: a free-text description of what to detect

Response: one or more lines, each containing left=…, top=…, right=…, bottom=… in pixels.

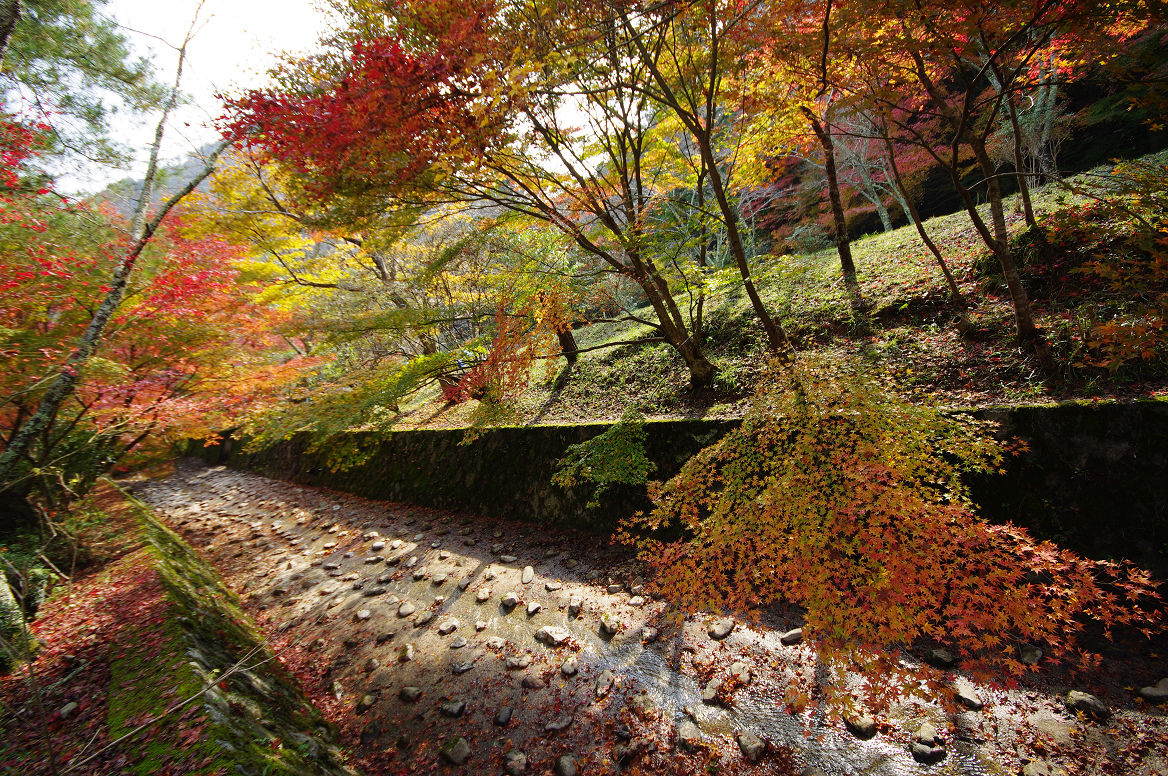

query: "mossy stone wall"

left=194, top=401, right=1168, bottom=571
left=968, top=401, right=1168, bottom=572
left=127, top=494, right=355, bottom=775
left=199, top=420, right=737, bottom=532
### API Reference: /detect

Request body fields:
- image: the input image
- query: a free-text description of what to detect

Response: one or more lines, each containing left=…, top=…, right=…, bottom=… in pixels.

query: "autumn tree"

left=200, top=142, right=597, bottom=420
left=201, top=149, right=466, bottom=382
left=830, top=111, right=912, bottom=234
left=225, top=0, right=754, bottom=387
left=0, top=13, right=234, bottom=524
left=824, top=0, right=1154, bottom=371
left=0, top=171, right=297, bottom=514
left=608, top=0, right=798, bottom=356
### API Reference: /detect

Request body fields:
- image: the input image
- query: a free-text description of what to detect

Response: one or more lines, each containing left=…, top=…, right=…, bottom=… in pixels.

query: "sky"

left=66, top=0, right=334, bottom=192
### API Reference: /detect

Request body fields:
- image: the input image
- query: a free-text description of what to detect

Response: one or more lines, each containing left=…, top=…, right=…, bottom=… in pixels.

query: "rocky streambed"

left=133, top=460, right=1168, bottom=776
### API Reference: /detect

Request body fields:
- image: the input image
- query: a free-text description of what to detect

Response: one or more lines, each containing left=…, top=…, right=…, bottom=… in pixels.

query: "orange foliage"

left=620, top=356, right=1163, bottom=692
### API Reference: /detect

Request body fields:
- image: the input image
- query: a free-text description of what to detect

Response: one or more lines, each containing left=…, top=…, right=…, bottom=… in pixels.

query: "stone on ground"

left=737, top=731, right=765, bottom=762
left=843, top=708, right=877, bottom=739
left=440, top=736, right=471, bottom=765
left=554, top=754, right=578, bottom=776
left=708, top=617, right=735, bottom=640
left=1066, top=690, right=1110, bottom=721
left=676, top=719, right=703, bottom=752
left=910, top=721, right=945, bottom=763
left=1139, top=677, right=1168, bottom=703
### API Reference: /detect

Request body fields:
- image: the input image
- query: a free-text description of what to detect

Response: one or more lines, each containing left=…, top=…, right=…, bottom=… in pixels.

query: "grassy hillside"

left=344, top=153, right=1168, bottom=431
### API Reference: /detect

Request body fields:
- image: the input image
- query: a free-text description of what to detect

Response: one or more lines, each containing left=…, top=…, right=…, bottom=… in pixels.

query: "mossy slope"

left=109, top=492, right=358, bottom=776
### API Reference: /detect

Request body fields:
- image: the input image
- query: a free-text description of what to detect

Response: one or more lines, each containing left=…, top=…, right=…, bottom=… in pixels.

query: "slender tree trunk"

left=0, top=0, right=19, bottom=66
left=615, top=5, right=791, bottom=363
left=693, top=161, right=709, bottom=346
left=881, top=130, right=970, bottom=328
left=994, top=67, right=1039, bottom=230
left=967, top=139, right=1055, bottom=373
left=802, top=108, right=859, bottom=290
left=982, top=57, right=1037, bottom=229
left=872, top=196, right=893, bottom=232
left=0, top=14, right=226, bottom=497
left=846, top=134, right=895, bottom=230
left=632, top=261, right=717, bottom=388
left=1035, top=59, right=1061, bottom=182
left=695, top=135, right=790, bottom=359
left=513, top=93, right=715, bottom=389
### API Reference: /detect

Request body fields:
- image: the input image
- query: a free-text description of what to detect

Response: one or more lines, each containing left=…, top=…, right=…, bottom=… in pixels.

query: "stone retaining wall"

left=191, top=401, right=1168, bottom=572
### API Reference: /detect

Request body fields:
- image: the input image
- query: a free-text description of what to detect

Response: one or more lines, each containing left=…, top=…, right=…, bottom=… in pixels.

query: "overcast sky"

left=67, top=0, right=334, bottom=192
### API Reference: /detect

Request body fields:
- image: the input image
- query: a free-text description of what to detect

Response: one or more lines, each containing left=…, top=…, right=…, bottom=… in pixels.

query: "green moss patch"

left=108, top=492, right=357, bottom=776
left=107, top=612, right=228, bottom=774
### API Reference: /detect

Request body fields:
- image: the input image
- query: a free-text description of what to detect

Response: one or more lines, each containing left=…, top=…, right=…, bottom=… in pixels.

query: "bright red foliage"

left=0, top=114, right=309, bottom=473
left=223, top=1, right=502, bottom=202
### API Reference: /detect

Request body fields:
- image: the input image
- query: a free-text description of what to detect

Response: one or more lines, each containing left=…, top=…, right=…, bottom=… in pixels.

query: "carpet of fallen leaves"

left=0, top=488, right=228, bottom=776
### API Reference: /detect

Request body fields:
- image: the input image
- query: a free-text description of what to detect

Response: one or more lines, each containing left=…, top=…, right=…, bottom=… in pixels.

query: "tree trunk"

left=0, top=0, right=19, bottom=66
left=967, top=139, right=1056, bottom=374
left=906, top=49, right=1053, bottom=374
left=881, top=130, right=970, bottom=329
left=996, top=69, right=1039, bottom=230
left=873, top=197, right=893, bottom=232
left=557, top=327, right=578, bottom=366
left=802, top=108, right=859, bottom=290
left=695, top=136, right=791, bottom=359
left=614, top=5, right=791, bottom=363
left=633, top=263, right=717, bottom=388
left=1035, top=61, right=1061, bottom=182
left=677, top=339, right=716, bottom=388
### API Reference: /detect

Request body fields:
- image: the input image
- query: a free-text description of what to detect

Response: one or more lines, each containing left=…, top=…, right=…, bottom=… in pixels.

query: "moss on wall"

left=195, top=420, right=738, bottom=532
left=193, top=401, right=1168, bottom=572
left=116, top=494, right=356, bottom=776
left=968, top=400, right=1168, bottom=573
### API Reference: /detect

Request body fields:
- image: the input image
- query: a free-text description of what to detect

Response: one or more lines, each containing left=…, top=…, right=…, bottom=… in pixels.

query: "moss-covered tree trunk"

left=0, top=571, right=26, bottom=673
left=0, top=0, right=19, bottom=64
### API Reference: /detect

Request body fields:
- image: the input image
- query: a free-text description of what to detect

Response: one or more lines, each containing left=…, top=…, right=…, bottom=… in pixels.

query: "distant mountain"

left=90, top=143, right=220, bottom=221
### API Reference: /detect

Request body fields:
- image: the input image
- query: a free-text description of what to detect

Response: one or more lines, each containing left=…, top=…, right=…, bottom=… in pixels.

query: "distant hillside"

left=91, top=144, right=218, bottom=221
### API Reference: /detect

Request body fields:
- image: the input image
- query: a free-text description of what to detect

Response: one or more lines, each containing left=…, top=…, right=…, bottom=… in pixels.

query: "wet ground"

left=133, top=460, right=1168, bottom=776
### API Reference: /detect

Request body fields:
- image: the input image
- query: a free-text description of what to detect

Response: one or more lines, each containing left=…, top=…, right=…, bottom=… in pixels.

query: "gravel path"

left=133, top=460, right=1168, bottom=776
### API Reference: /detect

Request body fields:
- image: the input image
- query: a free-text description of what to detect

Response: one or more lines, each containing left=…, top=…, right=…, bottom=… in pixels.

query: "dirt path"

left=134, top=460, right=1168, bottom=776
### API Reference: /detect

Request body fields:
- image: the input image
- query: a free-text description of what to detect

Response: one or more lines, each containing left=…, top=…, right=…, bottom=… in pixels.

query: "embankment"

left=191, top=401, right=1168, bottom=571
